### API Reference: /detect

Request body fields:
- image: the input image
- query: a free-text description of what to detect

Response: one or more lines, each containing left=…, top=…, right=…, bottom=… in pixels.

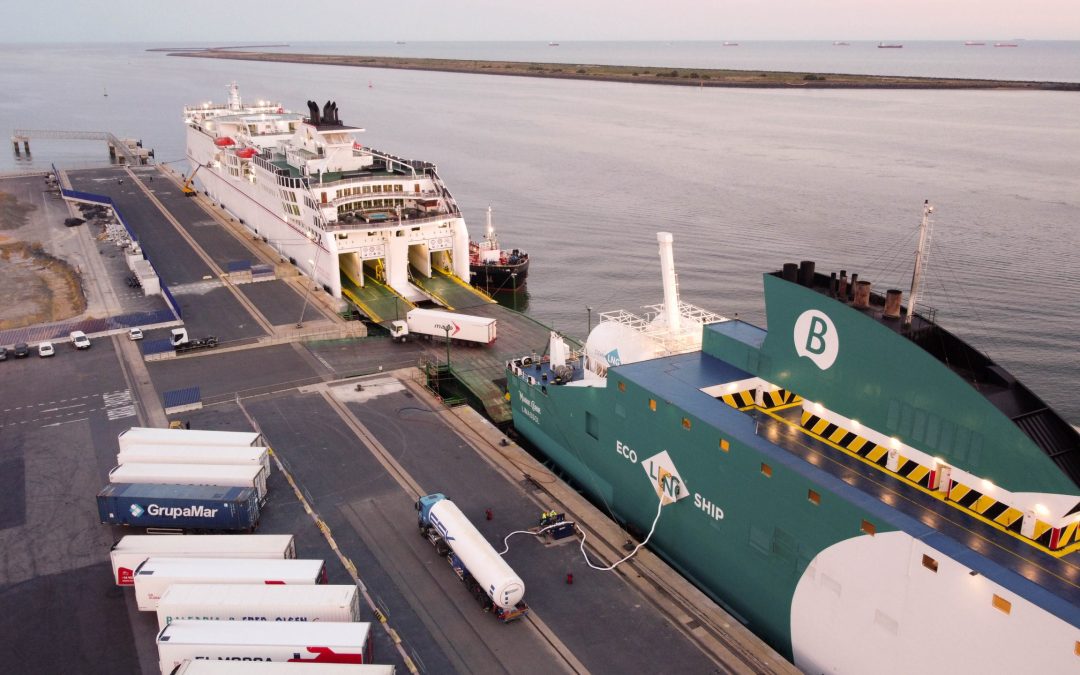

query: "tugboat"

left=469, top=207, right=529, bottom=293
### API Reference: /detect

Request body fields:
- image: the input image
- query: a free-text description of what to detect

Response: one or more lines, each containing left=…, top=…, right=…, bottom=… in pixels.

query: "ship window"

left=922, top=554, right=938, bottom=572
left=760, top=463, right=772, bottom=477
left=808, top=489, right=820, bottom=505
left=992, top=594, right=1011, bottom=615
left=585, top=412, right=599, bottom=440
left=618, top=381, right=626, bottom=392
left=682, top=418, right=691, bottom=430
left=720, top=439, right=730, bottom=452
left=861, top=519, right=876, bottom=536
left=649, top=399, right=657, bottom=411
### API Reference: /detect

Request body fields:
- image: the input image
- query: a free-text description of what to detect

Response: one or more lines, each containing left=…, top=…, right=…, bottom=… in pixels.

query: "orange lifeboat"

left=214, top=137, right=236, bottom=147
left=236, top=147, right=257, bottom=159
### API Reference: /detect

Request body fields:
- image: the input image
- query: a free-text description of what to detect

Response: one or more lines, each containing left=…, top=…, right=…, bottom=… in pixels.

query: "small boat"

left=963, top=41, right=986, bottom=46
left=723, top=41, right=739, bottom=47
left=548, top=42, right=560, bottom=47
left=994, top=42, right=1019, bottom=48
left=878, top=42, right=904, bottom=49
left=469, top=207, right=529, bottom=293
left=833, top=41, right=851, bottom=46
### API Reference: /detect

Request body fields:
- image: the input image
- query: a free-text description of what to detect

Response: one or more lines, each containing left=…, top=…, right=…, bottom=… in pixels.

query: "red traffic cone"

left=485, top=508, right=493, bottom=521
left=566, top=572, right=573, bottom=585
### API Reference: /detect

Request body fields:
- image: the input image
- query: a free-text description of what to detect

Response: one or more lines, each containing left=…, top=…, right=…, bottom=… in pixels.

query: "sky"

left=5, top=0, right=1078, bottom=42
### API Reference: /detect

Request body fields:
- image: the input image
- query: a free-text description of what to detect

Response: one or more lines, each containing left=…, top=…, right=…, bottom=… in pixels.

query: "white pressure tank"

left=428, top=498, right=524, bottom=609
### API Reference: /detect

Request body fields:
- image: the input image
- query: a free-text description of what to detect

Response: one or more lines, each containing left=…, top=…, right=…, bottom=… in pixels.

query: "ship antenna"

left=905, top=200, right=934, bottom=326
left=658, top=232, right=681, bottom=332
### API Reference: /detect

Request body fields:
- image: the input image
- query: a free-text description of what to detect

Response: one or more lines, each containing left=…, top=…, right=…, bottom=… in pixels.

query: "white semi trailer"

left=118, top=427, right=263, bottom=452
left=156, top=620, right=372, bottom=674
left=109, top=463, right=267, bottom=502
left=117, top=444, right=270, bottom=481
left=110, top=534, right=295, bottom=586
left=133, top=557, right=327, bottom=611
left=389, top=308, right=496, bottom=345
left=156, top=583, right=360, bottom=629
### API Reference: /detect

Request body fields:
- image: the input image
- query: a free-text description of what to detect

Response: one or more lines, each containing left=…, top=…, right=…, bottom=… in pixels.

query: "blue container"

left=97, top=483, right=260, bottom=531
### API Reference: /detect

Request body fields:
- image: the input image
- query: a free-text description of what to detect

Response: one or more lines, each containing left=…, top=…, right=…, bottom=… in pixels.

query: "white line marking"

left=42, top=417, right=88, bottom=427
left=42, top=404, right=86, bottom=413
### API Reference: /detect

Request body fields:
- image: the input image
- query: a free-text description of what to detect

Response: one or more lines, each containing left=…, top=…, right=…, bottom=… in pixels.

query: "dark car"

left=0, top=346, right=7, bottom=361
left=13, top=342, right=30, bottom=358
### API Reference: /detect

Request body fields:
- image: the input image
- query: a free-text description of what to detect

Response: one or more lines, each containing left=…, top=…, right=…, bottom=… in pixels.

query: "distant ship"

left=994, top=42, right=1020, bottom=48
left=184, top=83, right=493, bottom=324
left=548, top=42, right=560, bottom=47
left=877, top=42, right=904, bottom=48
left=469, top=207, right=529, bottom=293
left=964, top=41, right=987, bottom=46
left=832, top=41, right=851, bottom=46
left=506, top=205, right=1080, bottom=673
left=722, top=41, right=740, bottom=47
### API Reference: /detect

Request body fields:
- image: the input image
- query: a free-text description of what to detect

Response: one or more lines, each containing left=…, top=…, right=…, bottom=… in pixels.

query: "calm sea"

left=1, top=42, right=1077, bottom=422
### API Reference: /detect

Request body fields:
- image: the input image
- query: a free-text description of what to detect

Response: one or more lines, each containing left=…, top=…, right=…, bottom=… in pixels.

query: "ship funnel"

left=657, top=232, right=681, bottom=332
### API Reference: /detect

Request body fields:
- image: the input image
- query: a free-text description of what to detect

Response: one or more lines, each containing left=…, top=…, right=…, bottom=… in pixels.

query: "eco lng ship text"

left=505, top=208, right=1080, bottom=673
left=184, top=83, right=521, bottom=323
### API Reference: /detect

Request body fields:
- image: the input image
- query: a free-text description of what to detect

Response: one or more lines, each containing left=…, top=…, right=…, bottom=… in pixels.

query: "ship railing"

left=325, top=212, right=458, bottom=231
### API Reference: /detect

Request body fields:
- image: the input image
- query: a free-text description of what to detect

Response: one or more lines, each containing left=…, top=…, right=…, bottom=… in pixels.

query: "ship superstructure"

left=185, top=83, right=484, bottom=323
left=506, top=223, right=1080, bottom=673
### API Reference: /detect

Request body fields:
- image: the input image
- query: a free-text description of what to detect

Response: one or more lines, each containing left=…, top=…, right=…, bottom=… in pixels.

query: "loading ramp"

left=340, top=268, right=414, bottom=326
left=411, top=267, right=494, bottom=311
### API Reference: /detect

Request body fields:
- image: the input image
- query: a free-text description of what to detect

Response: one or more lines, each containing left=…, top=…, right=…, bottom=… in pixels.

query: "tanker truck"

left=416, top=493, right=528, bottom=622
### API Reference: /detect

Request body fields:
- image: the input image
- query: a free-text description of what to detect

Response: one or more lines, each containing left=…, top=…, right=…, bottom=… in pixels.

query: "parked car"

left=13, top=343, right=30, bottom=358
left=70, top=331, right=91, bottom=349
left=0, top=346, right=7, bottom=361
left=128, top=328, right=144, bottom=341
left=38, top=342, right=55, bottom=357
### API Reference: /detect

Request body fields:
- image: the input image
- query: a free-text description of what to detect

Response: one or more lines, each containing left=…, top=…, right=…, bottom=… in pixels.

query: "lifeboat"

left=214, top=137, right=236, bottom=147
left=236, top=147, right=257, bottom=159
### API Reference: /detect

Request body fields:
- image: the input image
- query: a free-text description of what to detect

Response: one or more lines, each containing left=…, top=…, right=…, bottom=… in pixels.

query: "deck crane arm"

left=181, top=165, right=201, bottom=196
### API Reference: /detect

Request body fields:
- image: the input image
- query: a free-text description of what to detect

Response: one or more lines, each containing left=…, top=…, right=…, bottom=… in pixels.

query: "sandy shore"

left=172, top=50, right=1080, bottom=91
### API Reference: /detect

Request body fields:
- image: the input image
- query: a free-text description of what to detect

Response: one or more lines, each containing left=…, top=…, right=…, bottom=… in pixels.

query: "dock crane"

left=180, top=165, right=202, bottom=197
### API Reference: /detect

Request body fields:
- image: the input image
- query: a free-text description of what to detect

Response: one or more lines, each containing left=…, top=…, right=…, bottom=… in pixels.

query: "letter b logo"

left=794, top=310, right=838, bottom=370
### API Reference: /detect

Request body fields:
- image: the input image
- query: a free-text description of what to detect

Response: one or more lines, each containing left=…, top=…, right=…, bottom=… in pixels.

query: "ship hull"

left=506, top=358, right=1080, bottom=672
left=470, top=258, right=529, bottom=293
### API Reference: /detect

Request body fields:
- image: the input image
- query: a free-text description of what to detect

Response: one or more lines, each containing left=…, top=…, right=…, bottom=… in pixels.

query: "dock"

left=0, top=164, right=797, bottom=674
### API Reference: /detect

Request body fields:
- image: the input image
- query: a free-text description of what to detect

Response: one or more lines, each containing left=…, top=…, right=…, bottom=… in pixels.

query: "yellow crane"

left=180, top=165, right=201, bottom=197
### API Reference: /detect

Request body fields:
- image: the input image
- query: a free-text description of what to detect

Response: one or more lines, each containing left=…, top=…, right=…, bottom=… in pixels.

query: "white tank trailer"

left=415, top=493, right=527, bottom=622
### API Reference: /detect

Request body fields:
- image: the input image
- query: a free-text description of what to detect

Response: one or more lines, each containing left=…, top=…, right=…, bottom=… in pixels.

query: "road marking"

left=43, top=417, right=89, bottom=428
left=42, top=403, right=86, bottom=413
left=103, top=389, right=137, bottom=421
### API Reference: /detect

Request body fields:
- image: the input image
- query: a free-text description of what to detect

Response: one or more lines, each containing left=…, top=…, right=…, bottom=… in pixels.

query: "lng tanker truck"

left=416, top=493, right=528, bottom=622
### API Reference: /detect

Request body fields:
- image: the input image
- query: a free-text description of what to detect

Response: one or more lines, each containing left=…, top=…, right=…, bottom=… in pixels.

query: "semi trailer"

left=97, top=483, right=260, bottom=532
left=108, top=463, right=267, bottom=502
left=156, top=583, right=360, bottom=629
left=389, top=309, right=496, bottom=345
left=133, top=557, right=327, bottom=611
left=110, top=534, right=295, bottom=586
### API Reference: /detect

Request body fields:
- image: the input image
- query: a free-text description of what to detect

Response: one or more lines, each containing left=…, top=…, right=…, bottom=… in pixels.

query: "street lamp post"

left=445, top=325, right=452, bottom=368
left=510, top=272, right=518, bottom=311
left=297, top=256, right=318, bottom=328
left=587, top=306, right=593, bottom=337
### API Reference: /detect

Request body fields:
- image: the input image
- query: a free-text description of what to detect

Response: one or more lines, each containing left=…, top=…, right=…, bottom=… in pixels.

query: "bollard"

left=485, top=508, right=493, bottom=521
left=566, top=572, right=573, bottom=585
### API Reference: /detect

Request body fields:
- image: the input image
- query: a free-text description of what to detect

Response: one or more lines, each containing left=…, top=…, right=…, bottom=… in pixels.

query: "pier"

left=10, top=129, right=154, bottom=164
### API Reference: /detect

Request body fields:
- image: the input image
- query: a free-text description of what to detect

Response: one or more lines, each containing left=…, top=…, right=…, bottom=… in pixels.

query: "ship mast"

left=227, top=81, right=242, bottom=112
left=484, top=205, right=497, bottom=248
left=905, top=200, right=934, bottom=326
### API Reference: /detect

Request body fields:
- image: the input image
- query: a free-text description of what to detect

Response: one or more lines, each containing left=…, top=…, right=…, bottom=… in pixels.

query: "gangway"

left=340, top=267, right=414, bottom=325
left=410, top=267, right=494, bottom=312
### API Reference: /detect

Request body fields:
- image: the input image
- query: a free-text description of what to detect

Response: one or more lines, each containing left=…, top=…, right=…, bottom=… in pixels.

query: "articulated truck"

left=389, top=309, right=496, bottom=345
left=416, top=493, right=528, bottom=622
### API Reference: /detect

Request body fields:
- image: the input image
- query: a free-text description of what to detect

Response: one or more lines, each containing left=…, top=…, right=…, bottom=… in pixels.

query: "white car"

left=38, top=342, right=55, bottom=357
left=70, top=330, right=91, bottom=349
left=128, top=328, right=144, bottom=341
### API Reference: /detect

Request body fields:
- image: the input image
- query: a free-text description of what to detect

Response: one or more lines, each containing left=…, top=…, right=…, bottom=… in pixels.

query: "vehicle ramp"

left=410, top=267, right=494, bottom=311
left=340, top=268, right=414, bottom=325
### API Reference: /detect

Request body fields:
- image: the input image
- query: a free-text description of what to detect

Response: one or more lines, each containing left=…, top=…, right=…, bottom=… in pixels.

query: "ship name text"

left=517, top=392, right=542, bottom=424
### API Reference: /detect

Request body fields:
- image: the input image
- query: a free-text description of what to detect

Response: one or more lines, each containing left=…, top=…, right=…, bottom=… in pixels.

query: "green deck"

left=340, top=269, right=414, bottom=325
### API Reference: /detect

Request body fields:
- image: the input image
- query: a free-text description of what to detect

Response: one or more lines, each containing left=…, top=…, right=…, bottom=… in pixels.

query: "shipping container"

left=110, top=534, right=295, bottom=586
left=97, top=483, right=259, bottom=532
left=117, top=445, right=270, bottom=491
left=119, top=427, right=263, bottom=452
left=134, top=558, right=327, bottom=611
left=157, top=620, right=372, bottom=674
left=169, top=662, right=394, bottom=675
left=109, top=463, right=267, bottom=502
left=157, top=583, right=359, bottom=629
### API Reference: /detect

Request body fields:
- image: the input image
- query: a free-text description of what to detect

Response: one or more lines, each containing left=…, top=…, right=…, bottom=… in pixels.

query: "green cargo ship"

left=506, top=218, right=1080, bottom=673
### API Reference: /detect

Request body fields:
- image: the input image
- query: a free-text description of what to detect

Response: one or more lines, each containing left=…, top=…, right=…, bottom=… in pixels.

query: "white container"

left=118, top=427, right=263, bottom=452
left=170, top=662, right=394, bottom=675
left=118, top=444, right=270, bottom=482
left=428, top=498, right=524, bottom=609
left=110, top=534, right=295, bottom=586
left=134, top=558, right=326, bottom=611
left=157, top=620, right=372, bottom=675
left=403, top=308, right=497, bottom=344
left=157, top=583, right=359, bottom=629
left=109, top=463, right=266, bottom=502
